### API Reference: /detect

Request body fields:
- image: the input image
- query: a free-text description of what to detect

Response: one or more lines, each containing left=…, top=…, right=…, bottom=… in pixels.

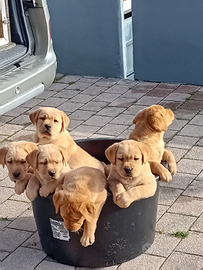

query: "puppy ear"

left=58, top=146, right=68, bottom=166
left=26, top=149, right=40, bottom=170
left=105, top=143, right=120, bottom=165
left=29, top=108, right=42, bottom=125
left=138, top=142, right=151, bottom=164
left=79, top=202, right=96, bottom=222
left=0, top=147, right=8, bottom=167
left=60, top=111, right=70, bottom=132
left=132, top=110, right=145, bottom=124
left=53, top=190, right=65, bottom=214
left=23, top=142, right=38, bottom=154
left=165, top=108, right=174, bottom=127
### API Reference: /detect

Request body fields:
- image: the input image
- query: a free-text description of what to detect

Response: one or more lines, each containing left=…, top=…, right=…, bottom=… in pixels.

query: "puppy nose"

left=124, top=167, right=133, bottom=174
left=48, top=170, right=56, bottom=177
left=45, top=124, right=51, bottom=130
left=13, top=172, right=21, bottom=178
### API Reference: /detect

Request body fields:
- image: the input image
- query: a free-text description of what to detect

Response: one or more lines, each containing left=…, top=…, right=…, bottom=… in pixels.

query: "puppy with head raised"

left=0, top=141, right=38, bottom=194
left=53, top=166, right=107, bottom=247
left=105, top=140, right=157, bottom=208
left=25, top=144, right=71, bottom=201
left=29, top=106, right=70, bottom=144
left=29, top=107, right=105, bottom=173
left=129, top=105, right=177, bottom=182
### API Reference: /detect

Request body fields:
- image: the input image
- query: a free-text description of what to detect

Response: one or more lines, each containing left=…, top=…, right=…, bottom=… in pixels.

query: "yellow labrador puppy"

left=53, top=166, right=107, bottom=247
left=129, top=105, right=177, bottom=182
left=29, top=107, right=105, bottom=173
left=25, top=144, right=71, bottom=201
left=29, top=106, right=70, bottom=144
left=105, top=140, right=157, bottom=208
left=0, top=141, right=38, bottom=195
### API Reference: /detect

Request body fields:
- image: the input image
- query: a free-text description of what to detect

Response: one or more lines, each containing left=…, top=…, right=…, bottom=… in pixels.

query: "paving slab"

left=167, top=135, right=199, bottom=149
left=84, top=115, right=112, bottom=127
left=164, top=92, right=191, bottom=102
left=159, top=173, right=195, bottom=190
left=177, top=159, right=203, bottom=175
left=97, top=123, right=128, bottom=137
left=156, top=212, right=196, bottom=234
left=146, top=232, right=181, bottom=257
left=0, top=124, right=23, bottom=136
left=22, top=231, right=42, bottom=250
left=168, top=118, right=188, bottom=131
left=168, top=195, right=203, bottom=216
left=158, top=187, right=182, bottom=206
left=0, top=247, right=46, bottom=270
left=0, top=187, right=15, bottom=204
left=183, top=180, right=203, bottom=198
left=175, top=231, right=203, bottom=256
left=36, top=259, right=75, bottom=270
left=109, top=97, right=135, bottom=107
left=175, top=84, right=200, bottom=93
left=191, top=213, right=203, bottom=232
left=0, top=198, right=30, bottom=218
left=70, top=93, right=94, bottom=103
left=178, top=124, right=203, bottom=137
left=8, top=209, right=37, bottom=232
left=160, top=251, right=203, bottom=270
left=117, top=253, right=165, bottom=270
left=0, top=228, right=32, bottom=252
left=136, top=95, right=163, bottom=105
left=58, top=101, right=84, bottom=114
left=185, top=146, right=203, bottom=160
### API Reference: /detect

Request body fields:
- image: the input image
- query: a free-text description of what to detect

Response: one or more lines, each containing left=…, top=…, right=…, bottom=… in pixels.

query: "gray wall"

left=47, top=0, right=124, bottom=78
left=132, top=0, right=203, bottom=85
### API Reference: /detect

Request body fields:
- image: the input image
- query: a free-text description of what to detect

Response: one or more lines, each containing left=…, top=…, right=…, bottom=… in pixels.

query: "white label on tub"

left=49, top=218, right=70, bottom=241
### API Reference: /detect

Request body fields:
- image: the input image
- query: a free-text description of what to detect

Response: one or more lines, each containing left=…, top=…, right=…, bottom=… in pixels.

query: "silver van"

left=0, top=0, right=57, bottom=115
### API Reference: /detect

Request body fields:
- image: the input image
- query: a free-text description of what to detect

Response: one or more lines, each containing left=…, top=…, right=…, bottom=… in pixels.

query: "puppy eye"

left=54, top=119, right=58, bottom=123
left=7, top=160, right=12, bottom=164
left=41, top=160, right=48, bottom=165
left=134, top=157, right=139, bottom=161
left=40, top=116, right=46, bottom=120
left=118, top=157, right=124, bottom=161
left=21, top=160, right=26, bottom=164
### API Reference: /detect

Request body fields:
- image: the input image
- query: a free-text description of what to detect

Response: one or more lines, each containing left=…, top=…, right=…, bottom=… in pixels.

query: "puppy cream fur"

left=0, top=141, right=38, bottom=194
left=29, top=107, right=105, bottom=173
left=105, top=140, right=157, bottom=208
left=129, top=105, right=177, bottom=182
left=25, top=144, right=71, bottom=201
left=53, top=166, right=107, bottom=247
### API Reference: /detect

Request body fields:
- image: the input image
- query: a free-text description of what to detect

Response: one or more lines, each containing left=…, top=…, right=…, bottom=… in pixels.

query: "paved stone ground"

left=1, top=74, right=203, bottom=269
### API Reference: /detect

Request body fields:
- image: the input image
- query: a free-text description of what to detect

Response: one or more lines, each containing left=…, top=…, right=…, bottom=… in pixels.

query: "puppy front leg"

left=39, top=181, right=59, bottom=197
left=80, top=220, right=96, bottom=247
left=149, top=161, right=172, bottom=182
left=55, top=184, right=63, bottom=193
left=26, top=176, right=40, bottom=201
left=14, top=173, right=33, bottom=195
left=39, top=174, right=65, bottom=197
left=108, top=179, right=126, bottom=205
left=162, top=149, right=177, bottom=176
left=80, top=201, right=105, bottom=247
left=116, top=181, right=157, bottom=208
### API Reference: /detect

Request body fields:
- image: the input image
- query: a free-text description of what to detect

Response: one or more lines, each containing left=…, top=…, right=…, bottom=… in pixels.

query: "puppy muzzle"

left=48, top=170, right=56, bottom=177
left=42, top=124, right=52, bottom=135
left=12, top=171, right=21, bottom=179
left=124, top=167, right=133, bottom=177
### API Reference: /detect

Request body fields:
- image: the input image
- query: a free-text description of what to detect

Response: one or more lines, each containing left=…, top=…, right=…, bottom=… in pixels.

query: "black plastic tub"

left=32, top=138, right=159, bottom=268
